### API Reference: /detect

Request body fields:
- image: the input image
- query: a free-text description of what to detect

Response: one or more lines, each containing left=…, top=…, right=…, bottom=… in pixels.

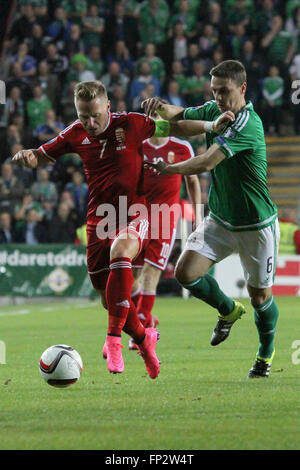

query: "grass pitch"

left=0, top=296, right=300, bottom=450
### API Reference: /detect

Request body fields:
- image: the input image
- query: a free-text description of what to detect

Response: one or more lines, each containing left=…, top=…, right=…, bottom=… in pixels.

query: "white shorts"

left=185, top=216, right=280, bottom=289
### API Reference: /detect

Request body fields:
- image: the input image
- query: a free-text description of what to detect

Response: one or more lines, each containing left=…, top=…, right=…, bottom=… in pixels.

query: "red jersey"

left=143, top=136, right=194, bottom=207
left=39, top=112, right=155, bottom=226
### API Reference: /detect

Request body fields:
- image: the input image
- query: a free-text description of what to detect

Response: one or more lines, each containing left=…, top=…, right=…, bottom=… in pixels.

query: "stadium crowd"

left=0, top=0, right=299, bottom=244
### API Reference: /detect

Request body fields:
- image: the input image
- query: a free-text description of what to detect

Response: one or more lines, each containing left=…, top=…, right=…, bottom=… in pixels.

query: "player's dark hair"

left=74, top=81, right=108, bottom=101
left=210, top=60, right=247, bottom=86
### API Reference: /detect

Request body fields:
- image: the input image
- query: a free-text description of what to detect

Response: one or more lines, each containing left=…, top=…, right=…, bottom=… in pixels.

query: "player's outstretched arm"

left=145, top=143, right=226, bottom=176
left=169, top=111, right=235, bottom=137
left=142, top=97, right=184, bottom=121
left=12, top=149, right=51, bottom=168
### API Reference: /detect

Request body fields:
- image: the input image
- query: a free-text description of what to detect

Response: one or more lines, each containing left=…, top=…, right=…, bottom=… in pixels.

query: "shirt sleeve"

left=213, top=110, right=253, bottom=159
left=129, top=112, right=156, bottom=141
left=183, top=105, right=209, bottom=121
left=38, top=131, right=72, bottom=162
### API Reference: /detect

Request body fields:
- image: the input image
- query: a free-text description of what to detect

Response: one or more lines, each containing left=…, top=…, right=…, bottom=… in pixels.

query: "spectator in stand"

left=227, top=23, right=249, bottom=58
left=102, top=61, right=130, bottom=97
left=26, top=85, right=52, bottom=133
left=82, top=3, right=105, bottom=49
left=240, top=39, right=263, bottom=104
left=206, top=1, right=223, bottom=31
left=254, top=0, right=278, bottom=41
left=0, top=162, right=24, bottom=214
left=34, top=61, right=60, bottom=111
left=0, top=212, right=17, bottom=244
left=65, top=170, right=88, bottom=219
left=6, top=62, right=33, bottom=102
left=15, top=208, right=48, bottom=244
left=201, top=80, right=214, bottom=102
left=67, top=53, right=96, bottom=83
left=60, top=81, right=79, bottom=124
left=59, top=189, right=76, bottom=210
left=10, top=116, right=32, bottom=150
left=87, top=46, right=105, bottom=79
left=181, top=43, right=200, bottom=75
left=109, top=84, right=128, bottom=112
left=135, top=43, right=165, bottom=83
left=28, top=23, right=48, bottom=63
left=168, top=60, right=186, bottom=92
left=14, top=192, right=44, bottom=224
left=30, top=167, right=58, bottom=219
left=9, top=144, right=34, bottom=189
left=36, top=109, right=64, bottom=144
left=115, top=99, right=127, bottom=113
left=278, top=208, right=300, bottom=255
left=165, top=21, right=189, bottom=67
left=104, top=2, right=139, bottom=57
left=2, top=87, right=25, bottom=127
left=64, top=23, right=85, bottom=58
left=226, top=0, right=254, bottom=33
left=19, top=0, right=48, bottom=20
left=10, top=42, right=37, bottom=80
left=169, top=0, right=198, bottom=38
left=47, top=7, right=72, bottom=44
left=106, top=40, right=134, bottom=77
left=48, top=202, right=80, bottom=243
left=285, top=1, right=300, bottom=20
left=163, top=79, right=186, bottom=107
left=58, top=0, right=87, bottom=25
left=207, top=46, right=225, bottom=71
left=130, top=60, right=160, bottom=103
left=261, top=15, right=295, bottom=70
left=262, top=65, right=284, bottom=136
left=285, top=6, right=300, bottom=56
left=139, top=0, right=169, bottom=52
left=132, top=83, right=156, bottom=111
left=9, top=4, right=37, bottom=43
left=46, top=43, right=69, bottom=79
left=6, top=125, right=22, bottom=151
left=199, top=24, right=219, bottom=59
left=181, top=61, right=210, bottom=106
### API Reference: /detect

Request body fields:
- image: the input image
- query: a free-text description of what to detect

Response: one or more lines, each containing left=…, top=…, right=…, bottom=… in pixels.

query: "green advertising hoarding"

left=0, top=244, right=94, bottom=297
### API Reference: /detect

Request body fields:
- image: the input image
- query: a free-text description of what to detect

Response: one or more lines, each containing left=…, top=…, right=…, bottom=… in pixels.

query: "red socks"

left=106, top=257, right=133, bottom=336
left=131, top=286, right=142, bottom=308
left=123, top=300, right=146, bottom=344
left=106, top=258, right=145, bottom=342
left=137, top=291, right=156, bottom=327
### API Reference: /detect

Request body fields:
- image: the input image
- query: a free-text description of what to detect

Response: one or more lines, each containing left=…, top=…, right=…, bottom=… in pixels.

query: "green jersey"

left=183, top=100, right=277, bottom=231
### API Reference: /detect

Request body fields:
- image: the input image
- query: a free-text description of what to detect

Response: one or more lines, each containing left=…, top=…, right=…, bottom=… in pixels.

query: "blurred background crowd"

left=0, top=0, right=300, bottom=246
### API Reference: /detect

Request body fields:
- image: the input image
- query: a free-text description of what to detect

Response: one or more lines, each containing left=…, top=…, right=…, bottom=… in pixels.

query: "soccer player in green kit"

left=143, top=60, right=280, bottom=378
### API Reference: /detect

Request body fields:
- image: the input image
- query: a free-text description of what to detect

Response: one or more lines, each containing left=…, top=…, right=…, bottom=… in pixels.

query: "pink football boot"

left=105, top=336, right=124, bottom=374
left=137, top=328, right=160, bottom=379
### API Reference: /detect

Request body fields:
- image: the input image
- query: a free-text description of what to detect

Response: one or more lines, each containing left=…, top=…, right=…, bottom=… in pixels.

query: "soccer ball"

left=39, top=344, right=83, bottom=388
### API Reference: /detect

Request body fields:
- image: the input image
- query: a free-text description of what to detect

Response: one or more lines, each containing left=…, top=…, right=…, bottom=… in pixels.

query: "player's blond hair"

left=74, top=81, right=108, bottom=102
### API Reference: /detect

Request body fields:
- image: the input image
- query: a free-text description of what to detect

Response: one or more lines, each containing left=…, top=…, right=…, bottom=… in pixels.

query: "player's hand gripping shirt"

left=39, top=112, right=156, bottom=228
left=143, top=136, right=194, bottom=207
left=183, top=100, right=277, bottom=231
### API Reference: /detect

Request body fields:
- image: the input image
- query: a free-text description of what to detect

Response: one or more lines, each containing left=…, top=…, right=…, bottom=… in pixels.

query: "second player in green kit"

left=143, top=60, right=280, bottom=378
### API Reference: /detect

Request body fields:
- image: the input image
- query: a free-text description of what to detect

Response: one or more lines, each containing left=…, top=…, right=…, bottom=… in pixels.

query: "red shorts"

left=87, top=217, right=149, bottom=291
left=133, top=226, right=177, bottom=272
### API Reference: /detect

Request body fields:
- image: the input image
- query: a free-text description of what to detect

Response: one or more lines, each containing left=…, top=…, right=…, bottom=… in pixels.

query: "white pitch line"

left=0, top=309, right=30, bottom=317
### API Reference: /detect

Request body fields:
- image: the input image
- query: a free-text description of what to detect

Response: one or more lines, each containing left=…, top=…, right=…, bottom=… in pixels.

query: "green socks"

left=183, top=274, right=235, bottom=316
left=254, top=296, right=279, bottom=361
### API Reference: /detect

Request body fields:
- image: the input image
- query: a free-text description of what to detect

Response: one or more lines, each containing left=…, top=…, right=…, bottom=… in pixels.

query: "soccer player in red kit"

left=130, top=115, right=201, bottom=345
left=12, top=81, right=234, bottom=378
